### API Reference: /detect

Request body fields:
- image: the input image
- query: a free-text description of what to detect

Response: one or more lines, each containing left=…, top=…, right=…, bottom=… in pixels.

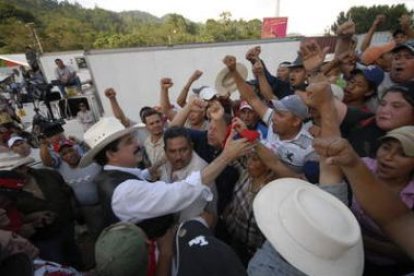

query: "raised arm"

left=222, top=55, right=269, bottom=119
left=169, top=97, right=206, bottom=127
left=300, top=39, right=330, bottom=75
left=400, top=14, right=414, bottom=39
left=159, top=78, right=177, bottom=121
left=176, top=70, right=203, bottom=107
left=231, top=116, right=299, bottom=178
left=313, top=137, right=414, bottom=259
left=334, top=21, right=356, bottom=59
left=253, top=59, right=277, bottom=101
left=305, top=80, right=342, bottom=185
left=360, top=14, right=385, bottom=52
left=207, top=100, right=227, bottom=147
left=104, top=88, right=131, bottom=127
left=201, top=131, right=252, bottom=185
left=39, top=138, right=56, bottom=168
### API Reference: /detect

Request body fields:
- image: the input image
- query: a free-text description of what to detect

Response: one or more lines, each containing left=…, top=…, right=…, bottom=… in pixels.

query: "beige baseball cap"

left=379, top=126, right=414, bottom=157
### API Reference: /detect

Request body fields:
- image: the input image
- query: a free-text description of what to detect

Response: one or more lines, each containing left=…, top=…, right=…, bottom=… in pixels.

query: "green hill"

left=0, top=0, right=261, bottom=53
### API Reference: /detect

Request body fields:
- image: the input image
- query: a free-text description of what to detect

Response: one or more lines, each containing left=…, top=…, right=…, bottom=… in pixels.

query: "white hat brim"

left=215, top=63, right=248, bottom=95
left=253, top=178, right=364, bottom=276
left=79, top=124, right=140, bottom=168
left=0, top=156, right=35, bottom=171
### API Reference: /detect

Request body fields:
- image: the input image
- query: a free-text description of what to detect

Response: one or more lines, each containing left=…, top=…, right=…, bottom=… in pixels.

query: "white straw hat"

left=79, top=117, right=139, bottom=167
left=215, top=63, right=248, bottom=95
left=0, top=152, right=35, bottom=171
left=253, top=178, right=364, bottom=276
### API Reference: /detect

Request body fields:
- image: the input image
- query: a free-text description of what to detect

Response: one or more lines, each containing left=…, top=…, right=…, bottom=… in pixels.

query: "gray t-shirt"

left=58, top=162, right=101, bottom=205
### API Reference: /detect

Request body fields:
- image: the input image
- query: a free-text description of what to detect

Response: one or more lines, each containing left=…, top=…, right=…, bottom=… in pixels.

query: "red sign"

left=261, top=17, right=288, bottom=38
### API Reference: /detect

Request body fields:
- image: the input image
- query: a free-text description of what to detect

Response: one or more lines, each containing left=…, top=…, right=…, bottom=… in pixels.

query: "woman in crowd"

left=350, top=126, right=414, bottom=274
left=223, top=150, right=275, bottom=265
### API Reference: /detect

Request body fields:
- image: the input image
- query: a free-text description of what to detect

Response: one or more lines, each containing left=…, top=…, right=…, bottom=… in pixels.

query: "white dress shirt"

left=106, top=165, right=213, bottom=223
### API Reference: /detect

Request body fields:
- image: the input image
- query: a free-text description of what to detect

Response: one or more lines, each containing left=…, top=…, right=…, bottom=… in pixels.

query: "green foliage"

left=331, top=4, right=413, bottom=34
left=0, top=0, right=262, bottom=53
left=0, top=2, right=36, bottom=23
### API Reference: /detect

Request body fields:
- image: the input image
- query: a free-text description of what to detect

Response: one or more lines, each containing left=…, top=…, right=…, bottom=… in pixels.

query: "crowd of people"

left=0, top=15, right=413, bottom=276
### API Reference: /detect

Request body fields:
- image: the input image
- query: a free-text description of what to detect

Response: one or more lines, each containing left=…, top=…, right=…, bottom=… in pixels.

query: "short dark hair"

left=351, top=70, right=377, bottom=96
left=94, top=138, right=122, bottom=166
left=163, top=126, right=192, bottom=150
left=142, top=109, right=162, bottom=124
left=139, top=106, right=153, bottom=121
left=279, top=61, right=291, bottom=67
left=383, top=84, right=414, bottom=107
left=55, top=58, right=62, bottom=63
left=393, top=29, right=406, bottom=38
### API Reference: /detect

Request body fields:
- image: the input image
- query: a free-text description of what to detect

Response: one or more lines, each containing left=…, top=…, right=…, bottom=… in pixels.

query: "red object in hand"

left=239, top=129, right=260, bottom=143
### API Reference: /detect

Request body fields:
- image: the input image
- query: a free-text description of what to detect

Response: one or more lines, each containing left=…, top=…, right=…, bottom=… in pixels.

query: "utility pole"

left=275, top=0, right=281, bottom=17
left=25, top=22, right=44, bottom=54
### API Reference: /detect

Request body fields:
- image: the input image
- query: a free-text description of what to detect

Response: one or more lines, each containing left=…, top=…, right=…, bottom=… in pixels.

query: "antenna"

left=275, top=0, right=281, bottom=17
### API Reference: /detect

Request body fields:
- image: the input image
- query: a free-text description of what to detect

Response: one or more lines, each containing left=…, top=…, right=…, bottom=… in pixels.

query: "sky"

left=70, top=0, right=414, bottom=36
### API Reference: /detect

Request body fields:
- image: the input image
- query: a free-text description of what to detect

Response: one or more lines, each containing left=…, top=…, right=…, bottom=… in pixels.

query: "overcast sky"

left=70, top=0, right=414, bottom=35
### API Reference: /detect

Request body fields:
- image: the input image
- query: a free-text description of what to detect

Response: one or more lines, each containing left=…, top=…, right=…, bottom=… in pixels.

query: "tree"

left=331, top=4, right=413, bottom=34
left=0, top=0, right=263, bottom=53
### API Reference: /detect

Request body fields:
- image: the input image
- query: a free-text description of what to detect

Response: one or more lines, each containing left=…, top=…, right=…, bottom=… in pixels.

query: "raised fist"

left=245, top=46, right=261, bottom=63
left=160, top=78, right=173, bottom=89
left=104, top=88, right=116, bottom=99
left=223, top=55, right=237, bottom=72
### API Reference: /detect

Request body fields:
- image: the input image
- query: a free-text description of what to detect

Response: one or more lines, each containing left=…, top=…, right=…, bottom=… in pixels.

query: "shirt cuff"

left=184, top=171, right=202, bottom=186
left=183, top=171, right=213, bottom=202
left=140, top=169, right=151, bottom=180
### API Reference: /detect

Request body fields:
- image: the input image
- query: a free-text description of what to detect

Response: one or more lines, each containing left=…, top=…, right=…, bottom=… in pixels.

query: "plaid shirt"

left=223, top=171, right=265, bottom=252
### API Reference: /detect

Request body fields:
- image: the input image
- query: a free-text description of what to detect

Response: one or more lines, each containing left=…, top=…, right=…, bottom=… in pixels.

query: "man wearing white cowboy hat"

left=80, top=117, right=252, bottom=239
left=0, top=152, right=82, bottom=268
left=248, top=178, right=364, bottom=276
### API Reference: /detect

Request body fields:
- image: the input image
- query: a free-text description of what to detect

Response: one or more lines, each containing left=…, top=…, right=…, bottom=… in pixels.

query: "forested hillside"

left=0, top=0, right=262, bottom=53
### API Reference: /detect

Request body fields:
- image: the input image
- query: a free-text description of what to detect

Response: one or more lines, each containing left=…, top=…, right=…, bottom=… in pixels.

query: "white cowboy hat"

left=253, top=178, right=364, bottom=276
left=0, top=152, right=35, bottom=171
left=215, top=62, right=248, bottom=95
left=79, top=117, right=139, bottom=168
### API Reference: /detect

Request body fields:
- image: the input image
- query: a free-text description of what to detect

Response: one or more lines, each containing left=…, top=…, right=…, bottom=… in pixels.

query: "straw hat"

left=253, top=178, right=364, bottom=276
left=215, top=63, right=248, bottom=95
left=0, top=152, right=34, bottom=171
left=79, top=117, right=139, bottom=167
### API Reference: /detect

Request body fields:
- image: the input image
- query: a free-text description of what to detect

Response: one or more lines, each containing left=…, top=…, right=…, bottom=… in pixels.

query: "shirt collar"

left=103, top=164, right=143, bottom=178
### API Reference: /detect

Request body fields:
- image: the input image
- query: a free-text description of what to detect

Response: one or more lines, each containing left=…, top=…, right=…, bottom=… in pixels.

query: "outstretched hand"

left=222, top=129, right=254, bottom=161
left=300, top=39, right=330, bottom=73
left=336, top=20, right=355, bottom=37
left=231, top=117, right=247, bottom=133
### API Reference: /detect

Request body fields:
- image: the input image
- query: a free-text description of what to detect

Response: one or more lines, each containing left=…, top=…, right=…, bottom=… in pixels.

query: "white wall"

left=85, top=39, right=301, bottom=122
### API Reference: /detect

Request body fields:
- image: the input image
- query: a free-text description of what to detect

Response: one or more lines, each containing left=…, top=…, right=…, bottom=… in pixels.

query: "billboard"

left=261, top=17, right=288, bottom=38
